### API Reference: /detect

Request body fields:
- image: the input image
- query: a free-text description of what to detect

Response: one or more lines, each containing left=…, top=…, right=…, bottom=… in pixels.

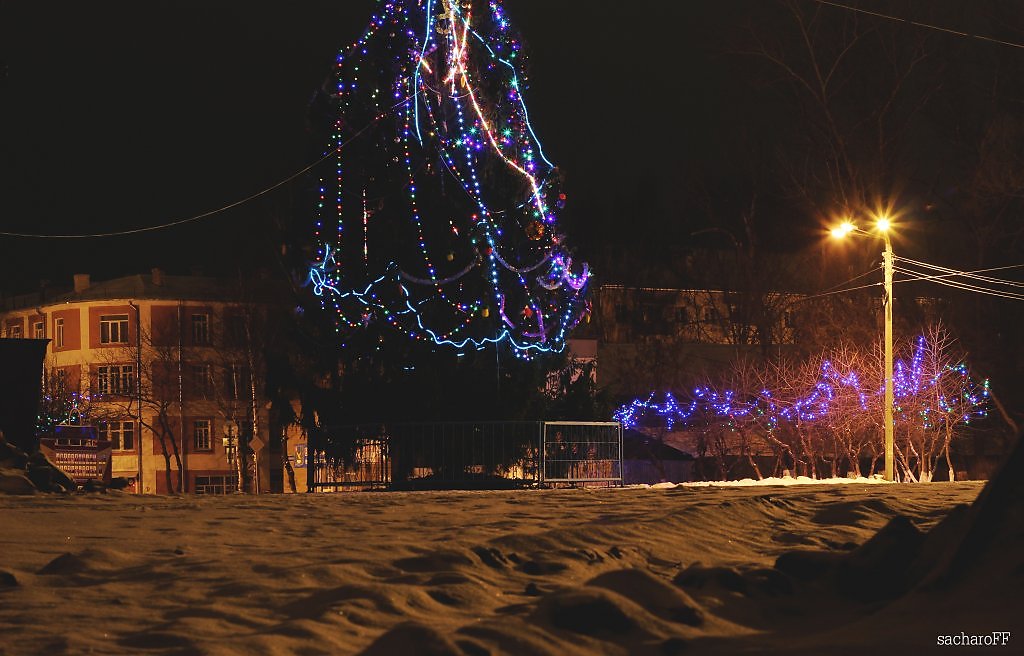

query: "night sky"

left=0, top=1, right=767, bottom=291
left=1, top=1, right=1021, bottom=292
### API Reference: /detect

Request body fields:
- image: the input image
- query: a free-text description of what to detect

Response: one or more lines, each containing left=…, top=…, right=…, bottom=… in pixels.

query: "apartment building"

left=0, top=270, right=290, bottom=494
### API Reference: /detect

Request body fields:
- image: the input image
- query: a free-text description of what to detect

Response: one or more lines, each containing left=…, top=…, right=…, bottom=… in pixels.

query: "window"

left=226, top=314, right=247, bottom=345
left=99, top=314, right=129, bottom=344
left=226, top=364, right=250, bottom=401
left=7, top=324, right=23, bottom=338
left=54, top=369, right=68, bottom=395
left=33, top=321, right=44, bottom=339
left=99, top=420, right=135, bottom=451
left=194, top=474, right=237, bottom=495
left=190, top=364, right=214, bottom=398
left=192, top=313, right=210, bottom=345
left=193, top=419, right=212, bottom=451
left=97, top=364, right=134, bottom=396
left=55, top=318, right=65, bottom=348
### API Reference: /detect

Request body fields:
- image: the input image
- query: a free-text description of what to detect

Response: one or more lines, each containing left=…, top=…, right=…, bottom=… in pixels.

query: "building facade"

left=0, top=271, right=292, bottom=494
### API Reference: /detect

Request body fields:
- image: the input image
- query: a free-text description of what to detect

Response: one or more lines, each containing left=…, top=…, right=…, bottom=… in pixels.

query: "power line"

left=894, top=256, right=1024, bottom=288
left=818, top=265, right=882, bottom=294
left=894, top=266, right=1024, bottom=301
left=0, top=95, right=416, bottom=240
left=811, top=0, right=1024, bottom=51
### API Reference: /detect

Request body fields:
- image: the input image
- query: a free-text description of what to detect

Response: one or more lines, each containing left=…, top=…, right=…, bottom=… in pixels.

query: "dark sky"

left=1, top=1, right=1018, bottom=293
left=0, top=0, right=749, bottom=291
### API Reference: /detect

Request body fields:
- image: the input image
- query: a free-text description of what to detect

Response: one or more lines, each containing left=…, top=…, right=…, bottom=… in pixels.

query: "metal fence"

left=542, top=421, right=623, bottom=485
left=308, top=421, right=622, bottom=491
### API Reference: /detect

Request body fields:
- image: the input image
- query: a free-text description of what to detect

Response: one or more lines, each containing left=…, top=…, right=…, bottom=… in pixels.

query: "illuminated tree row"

left=615, top=331, right=990, bottom=481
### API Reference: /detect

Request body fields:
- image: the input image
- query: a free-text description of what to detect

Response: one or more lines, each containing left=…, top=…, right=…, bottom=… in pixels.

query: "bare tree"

left=94, top=326, right=184, bottom=494
left=894, top=325, right=989, bottom=482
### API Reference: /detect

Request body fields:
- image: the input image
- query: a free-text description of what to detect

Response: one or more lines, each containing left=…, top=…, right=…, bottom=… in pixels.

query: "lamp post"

left=831, top=217, right=895, bottom=482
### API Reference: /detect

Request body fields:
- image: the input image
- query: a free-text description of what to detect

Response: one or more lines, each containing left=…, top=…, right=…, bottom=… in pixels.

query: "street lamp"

left=830, top=216, right=895, bottom=482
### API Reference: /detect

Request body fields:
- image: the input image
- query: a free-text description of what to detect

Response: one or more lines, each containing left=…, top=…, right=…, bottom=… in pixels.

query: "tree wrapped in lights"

left=614, top=328, right=991, bottom=481
left=892, top=327, right=990, bottom=482
left=309, top=0, right=589, bottom=360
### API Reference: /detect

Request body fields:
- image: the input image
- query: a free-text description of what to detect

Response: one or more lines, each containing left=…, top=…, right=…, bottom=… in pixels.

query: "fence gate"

left=541, top=421, right=623, bottom=486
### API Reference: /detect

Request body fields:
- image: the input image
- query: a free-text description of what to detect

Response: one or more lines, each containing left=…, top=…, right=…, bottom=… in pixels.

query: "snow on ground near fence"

left=636, top=475, right=894, bottom=489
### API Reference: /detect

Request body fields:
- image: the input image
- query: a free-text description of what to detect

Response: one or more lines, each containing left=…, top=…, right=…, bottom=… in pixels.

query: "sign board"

left=39, top=425, right=112, bottom=486
left=293, top=443, right=307, bottom=469
left=248, top=435, right=265, bottom=453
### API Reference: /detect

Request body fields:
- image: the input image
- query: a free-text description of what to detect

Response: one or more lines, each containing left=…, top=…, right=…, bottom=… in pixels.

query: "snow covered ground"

left=1, top=474, right=1019, bottom=655
left=643, top=475, right=894, bottom=489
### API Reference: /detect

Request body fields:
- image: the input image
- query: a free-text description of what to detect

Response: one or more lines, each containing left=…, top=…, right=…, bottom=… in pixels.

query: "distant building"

left=0, top=270, right=300, bottom=494
left=581, top=284, right=802, bottom=399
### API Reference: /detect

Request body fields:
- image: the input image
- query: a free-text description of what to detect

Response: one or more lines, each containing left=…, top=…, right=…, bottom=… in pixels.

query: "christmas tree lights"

left=309, top=0, right=589, bottom=359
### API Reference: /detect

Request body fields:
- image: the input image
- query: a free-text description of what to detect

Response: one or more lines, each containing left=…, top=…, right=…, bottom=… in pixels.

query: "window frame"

left=190, top=363, right=214, bottom=399
left=98, top=420, right=135, bottom=451
left=55, top=317, right=65, bottom=348
left=96, top=364, right=135, bottom=396
left=99, top=314, right=130, bottom=344
left=193, top=419, right=213, bottom=452
left=191, top=313, right=211, bottom=345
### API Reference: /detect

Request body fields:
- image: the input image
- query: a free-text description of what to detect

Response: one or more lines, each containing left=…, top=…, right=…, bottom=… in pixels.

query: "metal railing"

left=308, top=420, right=621, bottom=491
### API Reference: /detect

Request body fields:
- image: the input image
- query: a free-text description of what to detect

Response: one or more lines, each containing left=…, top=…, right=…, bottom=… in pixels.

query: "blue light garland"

left=309, top=0, right=589, bottom=359
left=615, top=336, right=990, bottom=432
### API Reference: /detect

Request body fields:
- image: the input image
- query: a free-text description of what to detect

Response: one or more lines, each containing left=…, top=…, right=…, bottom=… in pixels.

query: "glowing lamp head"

left=831, top=222, right=855, bottom=239
left=876, top=217, right=891, bottom=232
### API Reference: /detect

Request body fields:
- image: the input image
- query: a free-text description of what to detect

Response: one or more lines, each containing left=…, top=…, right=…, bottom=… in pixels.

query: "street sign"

left=248, top=435, right=265, bottom=452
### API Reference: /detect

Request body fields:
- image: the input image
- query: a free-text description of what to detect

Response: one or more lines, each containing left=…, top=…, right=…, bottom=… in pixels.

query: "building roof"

left=1, top=273, right=291, bottom=312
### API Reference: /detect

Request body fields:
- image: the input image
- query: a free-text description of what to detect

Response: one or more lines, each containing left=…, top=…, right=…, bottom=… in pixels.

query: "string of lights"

left=615, top=335, right=989, bottom=431
left=309, top=0, right=590, bottom=359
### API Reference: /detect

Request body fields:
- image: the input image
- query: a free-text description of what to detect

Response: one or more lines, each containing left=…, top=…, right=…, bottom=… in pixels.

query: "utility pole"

left=882, top=234, right=894, bottom=482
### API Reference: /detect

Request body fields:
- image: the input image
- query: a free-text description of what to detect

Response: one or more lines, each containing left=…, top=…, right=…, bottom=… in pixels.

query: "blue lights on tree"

left=309, top=0, right=589, bottom=359
left=615, top=335, right=990, bottom=432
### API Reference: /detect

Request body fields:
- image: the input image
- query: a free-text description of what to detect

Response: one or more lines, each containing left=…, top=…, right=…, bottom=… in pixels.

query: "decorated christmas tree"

left=309, top=0, right=590, bottom=360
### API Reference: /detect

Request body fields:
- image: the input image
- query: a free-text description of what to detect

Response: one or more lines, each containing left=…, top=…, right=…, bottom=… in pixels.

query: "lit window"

left=99, top=314, right=129, bottom=344
left=194, top=420, right=212, bottom=451
left=33, top=321, right=44, bottom=339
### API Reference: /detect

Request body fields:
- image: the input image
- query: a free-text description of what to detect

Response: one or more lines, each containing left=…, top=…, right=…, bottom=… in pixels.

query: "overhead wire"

left=894, top=255, right=1024, bottom=288
left=810, top=0, right=1024, bottom=51
left=0, top=94, right=418, bottom=240
left=894, top=266, right=1024, bottom=301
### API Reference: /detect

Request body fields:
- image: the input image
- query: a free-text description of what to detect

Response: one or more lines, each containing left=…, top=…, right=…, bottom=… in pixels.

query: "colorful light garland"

left=309, top=0, right=589, bottom=359
left=614, top=336, right=990, bottom=432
